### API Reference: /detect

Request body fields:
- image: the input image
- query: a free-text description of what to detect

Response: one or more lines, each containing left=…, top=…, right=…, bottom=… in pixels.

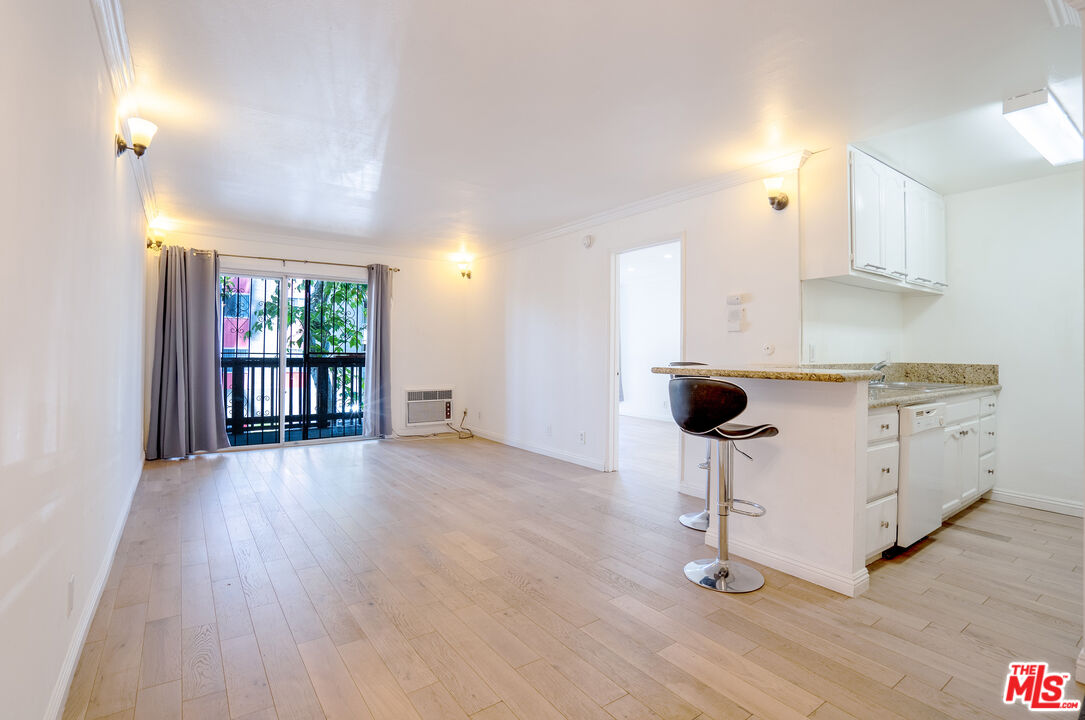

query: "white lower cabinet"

left=866, top=392, right=998, bottom=565
left=865, top=494, right=898, bottom=558
left=941, top=398, right=995, bottom=519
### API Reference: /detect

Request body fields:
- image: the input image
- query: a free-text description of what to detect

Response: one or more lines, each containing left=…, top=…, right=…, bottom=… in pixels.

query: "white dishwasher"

left=897, top=402, right=946, bottom=548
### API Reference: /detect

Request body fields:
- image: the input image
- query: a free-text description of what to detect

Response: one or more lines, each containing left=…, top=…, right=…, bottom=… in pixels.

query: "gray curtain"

left=363, top=264, right=392, bottom=437
left=146, top=246, right=229, bottom=459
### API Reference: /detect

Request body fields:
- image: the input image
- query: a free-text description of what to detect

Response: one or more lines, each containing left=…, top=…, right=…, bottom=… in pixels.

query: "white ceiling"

left=123, top=0, right=1081, bottom=255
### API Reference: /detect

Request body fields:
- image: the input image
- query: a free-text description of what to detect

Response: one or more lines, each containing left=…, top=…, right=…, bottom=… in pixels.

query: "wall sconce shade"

left=763, top=177, right=788, bottom=210
left=117, top=117, right=158, bottom=157
left=453, top=251, right=473, bottom=279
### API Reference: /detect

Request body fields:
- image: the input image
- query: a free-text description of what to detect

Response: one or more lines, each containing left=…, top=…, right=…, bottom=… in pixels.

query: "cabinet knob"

left=882, top=467, right=891, bottom=474
left=880, top=423, right=890, bottom=430
left=987, top=431, right=995, bottom=436
left=959, top=430, right=968, bottom=436
left=880, top=520, right=890, bottom=528
left=987, top=469, right=995, bottom=474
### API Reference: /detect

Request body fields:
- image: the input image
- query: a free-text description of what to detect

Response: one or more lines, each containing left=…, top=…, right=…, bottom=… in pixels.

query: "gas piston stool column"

left=668, top=376, right=778, bottom=593
left=667, top=362, right=712, bottom=532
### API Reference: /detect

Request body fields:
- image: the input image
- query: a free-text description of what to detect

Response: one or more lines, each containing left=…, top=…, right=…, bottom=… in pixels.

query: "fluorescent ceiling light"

left=1003, top=88, right=1083, bottom=166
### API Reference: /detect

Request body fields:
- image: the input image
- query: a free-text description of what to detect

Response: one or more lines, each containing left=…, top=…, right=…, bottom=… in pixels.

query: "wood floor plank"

left=337, top=637, right=424, bottom=720
left=409, top=632, right=500, bottom=714
left=248, top=602, right=325, bottom=719
left=297, top=636, right=374, bottom=720
left=348, top=599, right=438, bottom=693
left=220, top=634, right=273, bottom=719
left=181, top=622, right=225, bottom=701
left=140, top=615, right=182, bottom=688
left=408, top=682, right=471, bottom=720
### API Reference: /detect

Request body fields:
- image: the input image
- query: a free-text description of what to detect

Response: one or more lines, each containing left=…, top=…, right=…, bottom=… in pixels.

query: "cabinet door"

left=905, top=181, right=928, bottom=284
left=980, top=451, right=996, bottom=493
left=927, top=192, right=947, bottom=288
left=959, top=421, right=980, bottom=504
left=942, top=426, right=962, bottom=518
left=850, top=152, right=884, bottom=274
left=882, top=169, right=907, bottom=279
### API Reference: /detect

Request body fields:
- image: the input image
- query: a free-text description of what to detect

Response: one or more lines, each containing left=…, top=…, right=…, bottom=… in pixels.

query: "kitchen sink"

left=868, top=381, right=967, bottom=392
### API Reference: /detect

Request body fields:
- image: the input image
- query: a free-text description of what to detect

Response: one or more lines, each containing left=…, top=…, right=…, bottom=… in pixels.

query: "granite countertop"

left=868, top=383, right=1002, bottom=409
left=649, top=365, right=881, bottom=383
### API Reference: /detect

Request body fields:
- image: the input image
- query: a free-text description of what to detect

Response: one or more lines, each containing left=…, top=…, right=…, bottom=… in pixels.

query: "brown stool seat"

left=714, top=423, right=779, bottom=441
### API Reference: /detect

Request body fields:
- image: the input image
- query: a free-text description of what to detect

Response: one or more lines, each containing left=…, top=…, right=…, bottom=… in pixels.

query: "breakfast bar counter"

left=650, top=365, right=875, bottom=596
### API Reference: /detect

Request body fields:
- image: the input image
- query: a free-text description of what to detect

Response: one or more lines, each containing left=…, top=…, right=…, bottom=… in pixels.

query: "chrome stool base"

left=678, top=509, right=710, bottom=531
left=683, top=558, right=765, bottom=593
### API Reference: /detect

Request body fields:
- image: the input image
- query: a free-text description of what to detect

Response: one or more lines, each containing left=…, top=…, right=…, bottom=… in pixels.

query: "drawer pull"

left=934, top=281, right=948, bottom=287
left=880, top=520, right=890, bottom=528
left=987, top=469, right=995, bottom=474
left=880, top=423, right=890, bottom=430
left=881, top=467, right=891, bottom=474
left=864, top=263, right=886, bottom=271
left=958, top=429, right=969, bottom=436
left=987, top=431, right=995, bottom=436
left=913, top=277, right=933, bottom=283
left=890, top=270, right=907, bottom=277
left=987, top=403, right=996, bottom=408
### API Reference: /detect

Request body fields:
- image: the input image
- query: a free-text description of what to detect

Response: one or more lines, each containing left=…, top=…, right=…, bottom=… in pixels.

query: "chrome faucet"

left=871, top=359, right=889, bottom=384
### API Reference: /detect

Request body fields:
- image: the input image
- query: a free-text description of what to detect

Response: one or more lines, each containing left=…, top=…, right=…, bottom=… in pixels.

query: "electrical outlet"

left=67, top=576, right=74, bottom=617
left=578, top=431, right=586, bottom=444
left=545, top=424, right=552, bottom=437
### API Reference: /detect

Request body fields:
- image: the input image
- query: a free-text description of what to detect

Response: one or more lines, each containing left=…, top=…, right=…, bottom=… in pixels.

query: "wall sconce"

left=146, top=228, right=165, bottom=250
left=453, top=252, right=473, bottom=279
left=116, top=117, right=158, bottom=158
left=763, top=177, right=788, bottom=210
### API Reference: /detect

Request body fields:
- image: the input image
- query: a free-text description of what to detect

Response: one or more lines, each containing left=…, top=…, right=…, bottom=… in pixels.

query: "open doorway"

left=615, top=240, right=682, bottom=481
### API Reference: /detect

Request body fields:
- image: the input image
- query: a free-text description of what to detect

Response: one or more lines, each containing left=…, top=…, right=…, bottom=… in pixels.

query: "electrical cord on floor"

left=447, top=410, right=474, bottom=439
left=390, top=409, right=474, bottom=440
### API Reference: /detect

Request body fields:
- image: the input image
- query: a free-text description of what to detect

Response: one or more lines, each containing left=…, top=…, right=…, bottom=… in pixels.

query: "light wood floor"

left=618, top=416, right=679, bottom=480
left=62, top=436, right=1082, bottom=720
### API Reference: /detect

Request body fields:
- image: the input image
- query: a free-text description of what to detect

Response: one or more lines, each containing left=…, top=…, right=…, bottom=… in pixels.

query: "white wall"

left=902, top=171, right=1084, bottom=512
left=0, top=3, right=148, bottom=718
left=166, top=232, right=474, bottom=438
left=802, top=280, right=905, bottom=364
left=618, top=242, right=682, bottom=422
left=465, top=173, right=802, bottom=471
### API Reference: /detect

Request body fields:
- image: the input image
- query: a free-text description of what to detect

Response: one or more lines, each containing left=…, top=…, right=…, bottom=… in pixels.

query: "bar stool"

left=668, top=376, right=778, bottom=593
left=667, top=362, right=712, bottom=532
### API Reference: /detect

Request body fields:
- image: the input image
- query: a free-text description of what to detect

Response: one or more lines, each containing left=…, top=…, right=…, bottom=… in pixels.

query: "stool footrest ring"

left=730, top=499, right=766, bottom=517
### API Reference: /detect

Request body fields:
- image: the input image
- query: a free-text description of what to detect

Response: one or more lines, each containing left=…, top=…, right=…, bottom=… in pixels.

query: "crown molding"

left=483, top=149, right=813, bottom=258
left=89, top=0, right=158, bottom=224
left=176, top=218, right=455, bottom=263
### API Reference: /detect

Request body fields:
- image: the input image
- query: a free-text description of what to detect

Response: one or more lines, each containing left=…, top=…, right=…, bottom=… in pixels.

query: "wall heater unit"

left=405, top=388, right=454, bottom=426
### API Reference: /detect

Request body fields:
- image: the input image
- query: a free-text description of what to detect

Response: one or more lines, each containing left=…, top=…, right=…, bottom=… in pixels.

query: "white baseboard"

left=45, top=460, right=142, bottom=720
left=472, top=429, right=605, bottom=472
left=987, top=488, right=1084, bottom=518
left=711, top=537, right=870, bottom=597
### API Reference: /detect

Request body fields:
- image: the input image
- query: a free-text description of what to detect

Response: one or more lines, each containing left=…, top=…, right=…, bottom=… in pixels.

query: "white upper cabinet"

left=802, top=147, right=945, bottom=294
left=905, top=182, right=947, bottom=290
left=849, top=149, right=909, bottom=284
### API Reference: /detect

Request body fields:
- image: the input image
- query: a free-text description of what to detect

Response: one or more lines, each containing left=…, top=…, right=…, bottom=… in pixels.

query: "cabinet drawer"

left=980, top=451, right=996, bottom=493
left=945, top=397, right=980, bottom=425
left=979, top=415, right=996, bottom=454
left=865, top=494, right=898, bottom=559
left=866, top=442, right=899, bottom=502
left=867, top=410, right=899, bottom=444
left=980, top=395, right=997, bottom=416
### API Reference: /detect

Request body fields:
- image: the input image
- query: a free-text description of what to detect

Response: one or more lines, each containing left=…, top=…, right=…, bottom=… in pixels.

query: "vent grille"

left=405, top=388, right=454, bottom=426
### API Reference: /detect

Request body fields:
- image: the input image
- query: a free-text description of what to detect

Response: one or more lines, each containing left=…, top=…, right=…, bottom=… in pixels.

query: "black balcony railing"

left=220, top=354, right=366, bottom=446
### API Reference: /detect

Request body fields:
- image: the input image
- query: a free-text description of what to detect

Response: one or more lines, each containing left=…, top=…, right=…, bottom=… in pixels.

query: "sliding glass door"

left=219, top=272, right=367, bottom=448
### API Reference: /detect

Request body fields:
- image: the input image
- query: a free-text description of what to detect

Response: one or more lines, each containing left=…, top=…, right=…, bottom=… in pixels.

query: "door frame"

left=605, top=234, right=687, bottom=475
left=218, top=262, right=371, bottom=450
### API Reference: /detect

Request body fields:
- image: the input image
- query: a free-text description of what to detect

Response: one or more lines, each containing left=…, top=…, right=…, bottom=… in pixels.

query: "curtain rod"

left=211, top=251, right=400, bottom=272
